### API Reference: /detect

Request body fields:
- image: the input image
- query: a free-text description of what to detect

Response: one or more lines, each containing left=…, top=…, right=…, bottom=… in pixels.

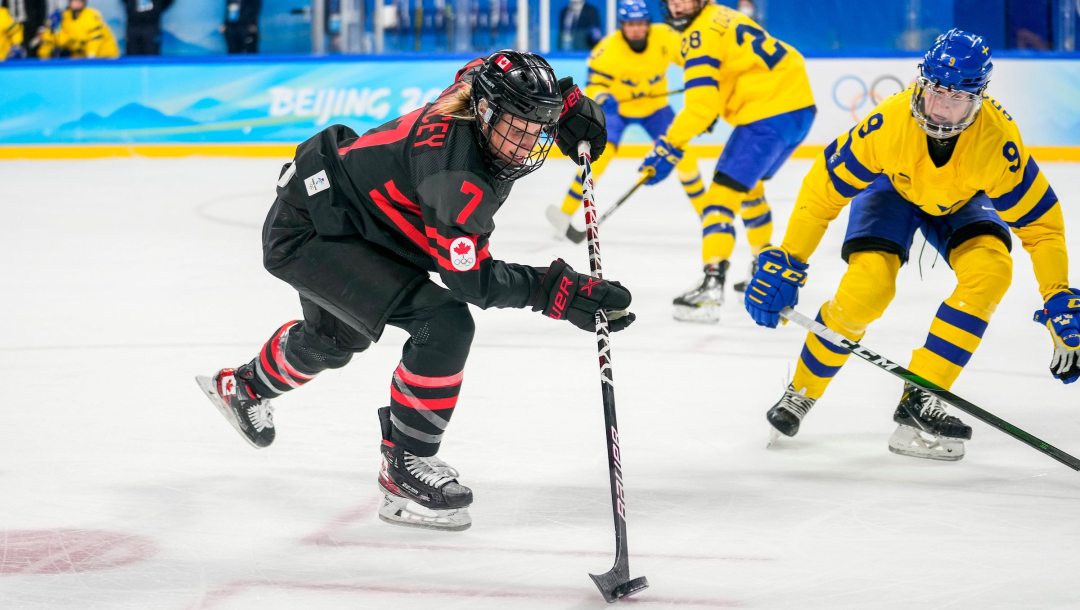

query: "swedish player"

left=744, top=30, right=1080, bottom=461
left=546, top=0, right=707, bottom=243
left=639, top=0, right=816, bottom=323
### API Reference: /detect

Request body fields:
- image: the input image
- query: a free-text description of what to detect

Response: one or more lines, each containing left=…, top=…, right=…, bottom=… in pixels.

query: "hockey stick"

left=578, top=141, right=650, bottom=602
left=614, top=88, right=686, bottom=103
left=565, top=171, right=652, bottom=245
left=780, top=307, right=1080, bottom=471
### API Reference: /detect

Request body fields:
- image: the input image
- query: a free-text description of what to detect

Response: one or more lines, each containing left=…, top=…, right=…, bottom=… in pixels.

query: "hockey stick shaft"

left=578, top=142, right=648, bottom=602
left=614, top=88, right=685, bottom=103
left=780, top=307, right=1080, bottom=471
left=597, top=171, right=651, bottom=225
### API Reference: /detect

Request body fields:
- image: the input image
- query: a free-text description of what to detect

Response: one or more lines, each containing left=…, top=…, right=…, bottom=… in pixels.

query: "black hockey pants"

left=245, top=198, right=474, bottom=456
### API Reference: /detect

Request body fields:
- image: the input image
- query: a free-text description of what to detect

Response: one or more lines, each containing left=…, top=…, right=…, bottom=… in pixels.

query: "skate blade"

left=195, top=375, right=266, bottom=450
left=767, top=426, right=782, bottom=448
left=888, top=425, right=965, bottom=462
left=378, top=492, right=472, bottom=532
left=673, top=304, right=721, bottom=324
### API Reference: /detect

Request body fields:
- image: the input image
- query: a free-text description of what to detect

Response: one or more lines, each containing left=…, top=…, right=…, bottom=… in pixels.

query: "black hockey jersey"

left=275, top=69, right=545, bottom=311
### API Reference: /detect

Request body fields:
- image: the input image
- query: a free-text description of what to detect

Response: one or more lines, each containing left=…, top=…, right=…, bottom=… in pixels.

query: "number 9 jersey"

left=666, top=3, right=815, bottom=148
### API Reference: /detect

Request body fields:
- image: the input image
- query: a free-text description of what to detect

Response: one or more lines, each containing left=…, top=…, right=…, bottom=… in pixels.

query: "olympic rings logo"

left=832, top=74, right=915, bottom=120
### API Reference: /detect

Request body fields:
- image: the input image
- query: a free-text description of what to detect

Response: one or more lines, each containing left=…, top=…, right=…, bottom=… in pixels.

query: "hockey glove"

left=532, top=259, right=635, bottom=332
left=555, top=77, right=608, bottom=165
left=638, top=135, right=683, bottom=185
left=744, top=247, right=809, bottom=329
left=595, top=92, right=620, bottom=119
left=1033, top=288, right=1080, bottom=384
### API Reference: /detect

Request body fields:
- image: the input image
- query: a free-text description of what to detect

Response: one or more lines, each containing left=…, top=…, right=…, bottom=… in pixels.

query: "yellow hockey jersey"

left=782, top=88, right=1069, bottom=301
left=38, top=7, right=119, bottom=59
left=0, top=8, right=23, bottom=61
left=666, top=3, right=815, bottom=148
left=584, top=24, right=683, bottom=119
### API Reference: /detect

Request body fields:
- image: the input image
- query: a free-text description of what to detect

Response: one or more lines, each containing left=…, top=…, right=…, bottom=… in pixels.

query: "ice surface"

left=2, top=156, right=1080, bottom=609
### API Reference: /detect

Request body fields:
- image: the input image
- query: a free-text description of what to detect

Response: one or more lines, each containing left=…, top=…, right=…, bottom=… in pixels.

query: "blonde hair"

left=429, top=82, right=476, bottom=120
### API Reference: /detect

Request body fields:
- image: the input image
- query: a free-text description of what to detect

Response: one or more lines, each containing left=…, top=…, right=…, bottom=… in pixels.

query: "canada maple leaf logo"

left=454, top=241, right=473, bottom=255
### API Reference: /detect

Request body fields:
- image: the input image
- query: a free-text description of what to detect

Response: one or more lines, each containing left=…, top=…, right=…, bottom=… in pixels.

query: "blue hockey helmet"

left=910, top=29, right=993, bottom=139
left=618, top=0, right=650, bottom=22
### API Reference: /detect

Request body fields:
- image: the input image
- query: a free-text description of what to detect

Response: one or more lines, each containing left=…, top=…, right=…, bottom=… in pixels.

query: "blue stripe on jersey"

left=566, top=190, right=583, bottom=201
left=681, top=175, right=701, bottom=186
left=1008, top=186, right=1059, bottom=228
left=702, top=204, right=734, bottom=218
left=826, top=164, right=862, bottom=198
left=935, top=303, right=988, bottom=338
left=992, top=158, right=1041, bottom=212
left=685, top=187, right=706, bottom=198
left=742, top=211, right=772, bottom=229
left=814, top=310, right=852, bottom=354
left=686, top=77, right=719, bottom=89
left=588, top=67, right=614, bottom=80
left=833, top=138, right=878, bottom=183
left=685, top=56, right=721, bottom=69
left=702, top=223, right=735, bottom=237
left=924, top=334, right=974, bottom=367
left=800, top=344, right=842, bottom=378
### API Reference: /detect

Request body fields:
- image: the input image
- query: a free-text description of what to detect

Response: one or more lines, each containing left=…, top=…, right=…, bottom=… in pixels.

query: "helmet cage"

left=910, top=75, right=983, bottom=140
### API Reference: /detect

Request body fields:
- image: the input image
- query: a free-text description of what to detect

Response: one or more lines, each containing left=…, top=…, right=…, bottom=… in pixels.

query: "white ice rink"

left=3, top=156, right=1080, bottom=609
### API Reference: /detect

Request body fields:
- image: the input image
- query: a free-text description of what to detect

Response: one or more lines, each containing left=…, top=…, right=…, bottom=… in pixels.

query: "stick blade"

left=589, top=570, right=649, bottom=603
left=567, top=224, right=586, bottom=244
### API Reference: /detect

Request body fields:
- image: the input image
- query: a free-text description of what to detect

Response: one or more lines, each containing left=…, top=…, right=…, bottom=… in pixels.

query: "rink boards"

left=2, top=54, right=1080, bottom=159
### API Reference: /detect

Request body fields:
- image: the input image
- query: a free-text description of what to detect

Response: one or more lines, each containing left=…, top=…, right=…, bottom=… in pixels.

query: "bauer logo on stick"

left=450, top=237, right=477, bottom=271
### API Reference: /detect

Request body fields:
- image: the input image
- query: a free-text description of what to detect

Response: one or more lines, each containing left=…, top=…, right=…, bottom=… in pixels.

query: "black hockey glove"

left=532, top=259, right=634, bottom=332
left=555, top=76, right=608, bottom=165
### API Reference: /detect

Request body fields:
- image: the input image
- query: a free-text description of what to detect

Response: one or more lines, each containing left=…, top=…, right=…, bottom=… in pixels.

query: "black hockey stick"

left=578, top=141, right=650, bottom=602
left=780, top=307, right=1080, bottom=471
left=566, top=171, right=652, bottom=245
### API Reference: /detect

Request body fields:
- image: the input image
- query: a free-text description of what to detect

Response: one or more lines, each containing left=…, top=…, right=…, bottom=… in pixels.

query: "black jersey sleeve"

left=416, top=170, right=544, bottom=309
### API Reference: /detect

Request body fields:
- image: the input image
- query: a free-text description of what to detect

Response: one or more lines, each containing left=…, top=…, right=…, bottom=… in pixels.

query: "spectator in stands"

left=737, top=0, right=755, bottom=18
left=0, top=5, right=25, bottom=59
left=558, top=0, right=601, bottom=50
left=121, top=0, right=171, bottom=55
left=36, top=0, right=119, bottom=58
left=220, top=0, right=259, bottom=53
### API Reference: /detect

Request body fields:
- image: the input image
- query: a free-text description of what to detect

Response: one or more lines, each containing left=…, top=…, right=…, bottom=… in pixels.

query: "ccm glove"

left=532, top=259, right=635, bottom=332
left=555, top=77, right=608, bottom=164
left=744, top=247, right=809, bottom=329
left=638, top=135, right=683, bottom=185
left=1033, top=288, right=1080, bottom=384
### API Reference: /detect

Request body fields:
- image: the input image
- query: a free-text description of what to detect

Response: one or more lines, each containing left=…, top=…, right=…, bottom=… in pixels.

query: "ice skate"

left=766, top=383, right=816, bottom=446
left=545, top=204, right=585, bottom=243
left=733, top=258, right=758, bottom=293
left=376, top=407, right=472, bottom=531
left=195, top=366, right=275, bottom=449
left=888, top=383, right=970, bottom=461
left=672, top=261, right=728, bottom=323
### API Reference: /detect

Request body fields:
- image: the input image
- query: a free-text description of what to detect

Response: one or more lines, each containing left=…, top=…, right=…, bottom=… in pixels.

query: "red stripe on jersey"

left=269, top=320, right=315, bottom=380
left=369, top=187, right=457, bottom=272
left=390, top=386, right=460, bottom=411
left=477, top=243, right=490, bottom=262
left=395, top=363, right=464, bottom=387
left=338, top=108, right=423, bottom=156
left=384, top=180, right=423, bottom=216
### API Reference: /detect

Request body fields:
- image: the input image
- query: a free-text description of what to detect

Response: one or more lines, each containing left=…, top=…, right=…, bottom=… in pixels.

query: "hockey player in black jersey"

left=196, top=51, right=629, bottom=532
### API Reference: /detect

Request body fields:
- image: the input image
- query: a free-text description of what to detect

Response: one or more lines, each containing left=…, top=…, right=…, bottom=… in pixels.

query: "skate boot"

left=672, top=261, right=728, bottom=323
left=733, top=258, right=759, bottom=293
left=545, top=205, right=585, bottom=243
left=766, top=383, right=817, bottom=446
left=195, top=365, right=275, bottom=448
left=376, top=407, right=473, bottom=531
left=888, top=383, right=971, bottom=461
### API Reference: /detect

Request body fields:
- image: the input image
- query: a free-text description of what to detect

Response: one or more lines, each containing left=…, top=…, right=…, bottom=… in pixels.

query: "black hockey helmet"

left=660, top=0, right=706, bottom=32
left=471, top=50, right=562, bottom=182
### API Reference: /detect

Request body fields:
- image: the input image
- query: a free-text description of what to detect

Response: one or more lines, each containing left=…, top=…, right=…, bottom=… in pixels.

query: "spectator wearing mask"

left=0, top=5, right=25, bottom=59
left=558, top=0, right=601, bottom=50
left=36, top=0, right=119, bottom=58
left=121, top=0, right=171, bottom=55
left=219, top=0, right=259, bottom=53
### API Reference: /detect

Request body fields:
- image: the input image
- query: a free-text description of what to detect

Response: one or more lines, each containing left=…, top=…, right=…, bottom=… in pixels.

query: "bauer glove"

left=555, top=77, right=608, bottom=165
left=1033, top=288, right=1080, bottom=385
left=638, top=135, right=683, bottom=185
left=744, top=247, right=809, bottom=329
left=532, top=259, right=635, bottom=333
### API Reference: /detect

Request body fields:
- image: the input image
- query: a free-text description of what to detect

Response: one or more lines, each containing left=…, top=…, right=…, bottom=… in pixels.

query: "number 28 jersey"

left=666, top=3, right=815, bottom=148
left=783, top=89, right=1069, bottom=301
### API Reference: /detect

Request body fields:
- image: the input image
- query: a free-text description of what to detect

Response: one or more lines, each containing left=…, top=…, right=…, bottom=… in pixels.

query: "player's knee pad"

left=404, top=299, right=475, bottom=371
left=950, top=234, right=1013, bottom=315
left=286, top=322, right=357, bottom=371
left=824, top=251, right=901, bottom=337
